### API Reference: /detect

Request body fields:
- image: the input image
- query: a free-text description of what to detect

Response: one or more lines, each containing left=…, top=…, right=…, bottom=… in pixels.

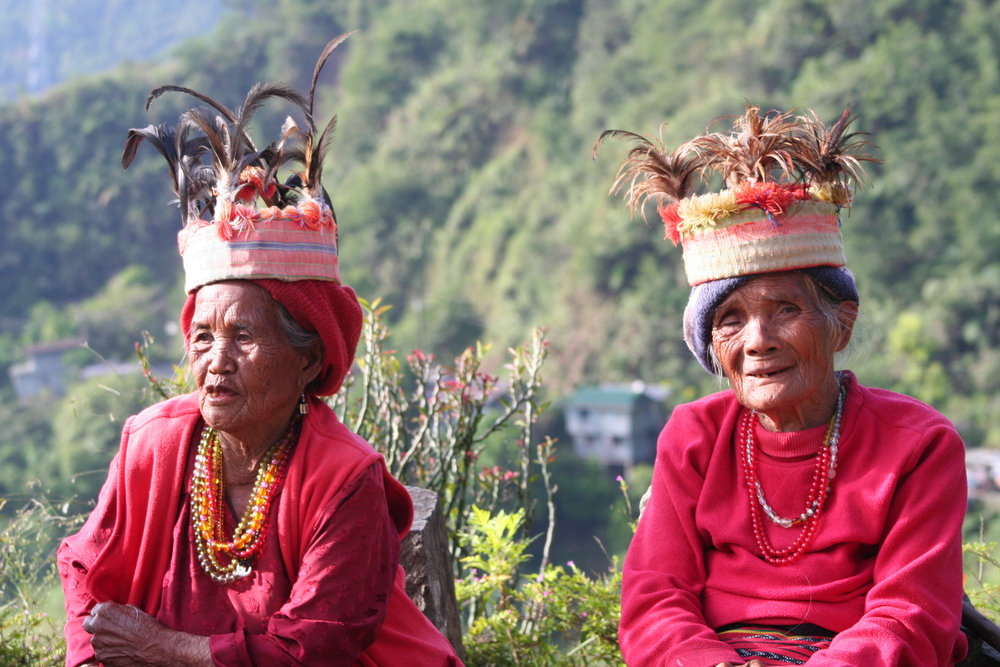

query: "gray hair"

left=274, top=301, right=322, bottom=352
left=274, top=301, right=326, bottom=394
left=799, top=274, right=856, bottom=339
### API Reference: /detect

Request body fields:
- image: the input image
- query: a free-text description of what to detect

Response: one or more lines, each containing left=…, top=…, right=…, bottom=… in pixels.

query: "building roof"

left=23, top=338, right=86, bottom=356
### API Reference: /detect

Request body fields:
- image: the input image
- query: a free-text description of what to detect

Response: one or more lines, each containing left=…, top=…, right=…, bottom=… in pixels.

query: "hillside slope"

left=2, top=0, right=999, bottom=445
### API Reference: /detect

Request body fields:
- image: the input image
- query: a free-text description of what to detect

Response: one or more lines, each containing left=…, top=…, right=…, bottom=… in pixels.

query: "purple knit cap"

left=682, top=266, right=859, bottom=375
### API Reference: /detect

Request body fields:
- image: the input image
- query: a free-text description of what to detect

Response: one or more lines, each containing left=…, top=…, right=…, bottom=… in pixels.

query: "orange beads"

left=190, top=417, right=299, bottom=584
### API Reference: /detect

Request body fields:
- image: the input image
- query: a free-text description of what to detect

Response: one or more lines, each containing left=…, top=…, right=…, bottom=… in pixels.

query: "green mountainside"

left=2, top=0, right=1000, bottom=502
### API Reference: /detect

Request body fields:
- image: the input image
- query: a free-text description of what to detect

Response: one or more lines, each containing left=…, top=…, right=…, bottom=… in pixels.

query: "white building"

left=564, top=383, right=669, bottom=477
left=9, top=338, right=84, bottom=402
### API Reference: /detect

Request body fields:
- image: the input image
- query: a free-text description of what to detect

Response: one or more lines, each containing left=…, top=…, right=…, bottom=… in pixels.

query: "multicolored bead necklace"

left=190, top=416, right=299, bottom=584
left=739, top=374, right=846, bottom=565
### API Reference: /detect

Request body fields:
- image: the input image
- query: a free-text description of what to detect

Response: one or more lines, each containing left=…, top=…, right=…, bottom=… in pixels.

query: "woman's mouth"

left=746, top=367, right=787, bottom=379
left=205, top=384, right=237, bottom=400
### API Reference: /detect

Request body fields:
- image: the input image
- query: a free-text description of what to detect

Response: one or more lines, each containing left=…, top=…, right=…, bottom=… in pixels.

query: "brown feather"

left=594, top=128, right=702, bottom=217
left=232, top=82, right=307, bottom=163
left=796, top=106, right=881, bottom=188
left=146, top=85, right=237, bottom=122
left=598, top=102, right=880, bottom=223
left=134, top=38, right=353, bottom=226
left=308, top=32, right=356, bottom=117
left=693, top=105, right=803, bottom=188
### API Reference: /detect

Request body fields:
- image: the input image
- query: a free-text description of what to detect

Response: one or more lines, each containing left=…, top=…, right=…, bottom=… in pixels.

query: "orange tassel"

left=735, top=182, right=796, bottom=218
left=658, top=202, right=683, bottom=245
left=299, top=200, right=321, bottom=229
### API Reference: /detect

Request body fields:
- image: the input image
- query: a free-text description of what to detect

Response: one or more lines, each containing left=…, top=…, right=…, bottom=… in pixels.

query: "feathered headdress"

left=593, top=104, right=879, bottom=286
left=122, top=33, right=353, bottom=292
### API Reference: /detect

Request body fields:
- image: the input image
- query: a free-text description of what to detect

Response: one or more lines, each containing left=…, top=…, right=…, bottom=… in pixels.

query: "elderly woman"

left=599, top=106, right=968, bottom=666
left=58, top=39, right=462, bottom=667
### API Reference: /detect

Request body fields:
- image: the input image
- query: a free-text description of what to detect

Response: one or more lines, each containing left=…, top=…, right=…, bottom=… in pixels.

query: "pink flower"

left=479, top=465, right=502, bottom=481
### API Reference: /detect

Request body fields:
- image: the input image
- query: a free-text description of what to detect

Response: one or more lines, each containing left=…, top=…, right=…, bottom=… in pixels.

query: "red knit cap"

left=181, top=278, right=363, bottom=397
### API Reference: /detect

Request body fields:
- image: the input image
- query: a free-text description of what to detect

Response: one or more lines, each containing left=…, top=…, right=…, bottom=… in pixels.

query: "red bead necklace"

left=739, top=377, right=846, bottom=565
left=190, top=416, right=299, bottom=584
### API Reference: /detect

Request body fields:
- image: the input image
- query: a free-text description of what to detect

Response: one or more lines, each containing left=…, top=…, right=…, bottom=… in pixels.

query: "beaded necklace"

left=739, top=375, right=846, bottom=565
left=190, top=417, right=299, bottom=584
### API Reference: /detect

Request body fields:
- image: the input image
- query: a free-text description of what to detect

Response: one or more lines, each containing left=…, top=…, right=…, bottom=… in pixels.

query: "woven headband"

left=178, top=200, right=340, bottom=292
left=676, top=198, right=844, bottom=285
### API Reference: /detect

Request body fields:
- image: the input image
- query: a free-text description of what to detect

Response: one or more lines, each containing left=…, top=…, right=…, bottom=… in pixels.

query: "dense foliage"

left=3, top=3, right=1000, bottom=663
left=3, top=0, right=1000, bottom=444
left=0, top=500, right=81, bottom=667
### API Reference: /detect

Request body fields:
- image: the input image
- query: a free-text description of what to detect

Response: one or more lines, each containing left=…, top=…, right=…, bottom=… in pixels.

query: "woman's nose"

left=743, top=316, right=780, bottom=355
left=207, top=340, right=236, bottom=374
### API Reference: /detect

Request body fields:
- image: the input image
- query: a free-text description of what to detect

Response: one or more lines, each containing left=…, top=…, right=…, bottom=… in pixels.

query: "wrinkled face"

left=711, top=273, right=853, bottom=430
left=188, top=282, right=318, bottom=445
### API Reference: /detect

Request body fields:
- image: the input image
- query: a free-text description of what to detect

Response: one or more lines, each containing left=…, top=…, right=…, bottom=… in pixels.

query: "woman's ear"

left=833, top=300, right=859, bottom=352
left=299, top=342, right=324, bottom=390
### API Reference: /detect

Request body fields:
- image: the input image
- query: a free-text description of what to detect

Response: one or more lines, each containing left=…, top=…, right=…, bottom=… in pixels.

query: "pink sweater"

left=620, top=372, right=968, bottom=666
left=59, top=394, right=462, bottom=667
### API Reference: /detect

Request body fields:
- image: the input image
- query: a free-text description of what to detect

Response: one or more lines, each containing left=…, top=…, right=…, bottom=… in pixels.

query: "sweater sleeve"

left=806, top=416, right=968, bottom=667
left=619, top=402, right=743, bottom=667
left=58, top=448, right=125, bottom=667
left=209, top=462, right=400, bottom=667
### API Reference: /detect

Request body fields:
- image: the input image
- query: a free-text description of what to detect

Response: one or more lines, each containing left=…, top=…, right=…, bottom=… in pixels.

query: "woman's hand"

left=82, top=601, right=212, bottom=667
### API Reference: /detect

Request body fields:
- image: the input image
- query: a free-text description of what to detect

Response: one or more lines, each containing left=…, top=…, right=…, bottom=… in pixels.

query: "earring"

left=299, top=392, right=309, bottom=414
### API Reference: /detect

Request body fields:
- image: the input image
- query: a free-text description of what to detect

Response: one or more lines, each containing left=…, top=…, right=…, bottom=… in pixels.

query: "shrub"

left=0, top=500, right=82, bottom=666
left=329, top=298, right=552, bottom=561
left=456, top=506, right=623, bottom=666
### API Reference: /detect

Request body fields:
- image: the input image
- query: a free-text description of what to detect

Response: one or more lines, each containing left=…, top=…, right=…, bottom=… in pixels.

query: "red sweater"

left=620, top=372, right=968, bottom=666
left=59, top=393, right=462, bottom=667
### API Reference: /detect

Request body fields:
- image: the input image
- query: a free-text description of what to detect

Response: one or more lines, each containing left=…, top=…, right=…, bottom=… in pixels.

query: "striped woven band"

left=680, top=200, right=844, bottom=286
left=180, top=217, right=340, bottom=293
left=717, top=623, right=835, bottom=665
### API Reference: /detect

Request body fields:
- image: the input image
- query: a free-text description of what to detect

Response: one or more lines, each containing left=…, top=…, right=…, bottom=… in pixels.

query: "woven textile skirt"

left=716, top=623, right=836, bottom=665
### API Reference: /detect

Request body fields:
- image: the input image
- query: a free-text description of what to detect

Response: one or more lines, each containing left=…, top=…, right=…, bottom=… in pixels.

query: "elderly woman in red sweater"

left=58, top=39, right=462, bottom=667
left=598, top=106, right=968, bottom=666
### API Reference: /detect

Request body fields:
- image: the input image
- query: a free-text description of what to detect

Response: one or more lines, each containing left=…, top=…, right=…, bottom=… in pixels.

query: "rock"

left=401, top=487, right=464, bottom=661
